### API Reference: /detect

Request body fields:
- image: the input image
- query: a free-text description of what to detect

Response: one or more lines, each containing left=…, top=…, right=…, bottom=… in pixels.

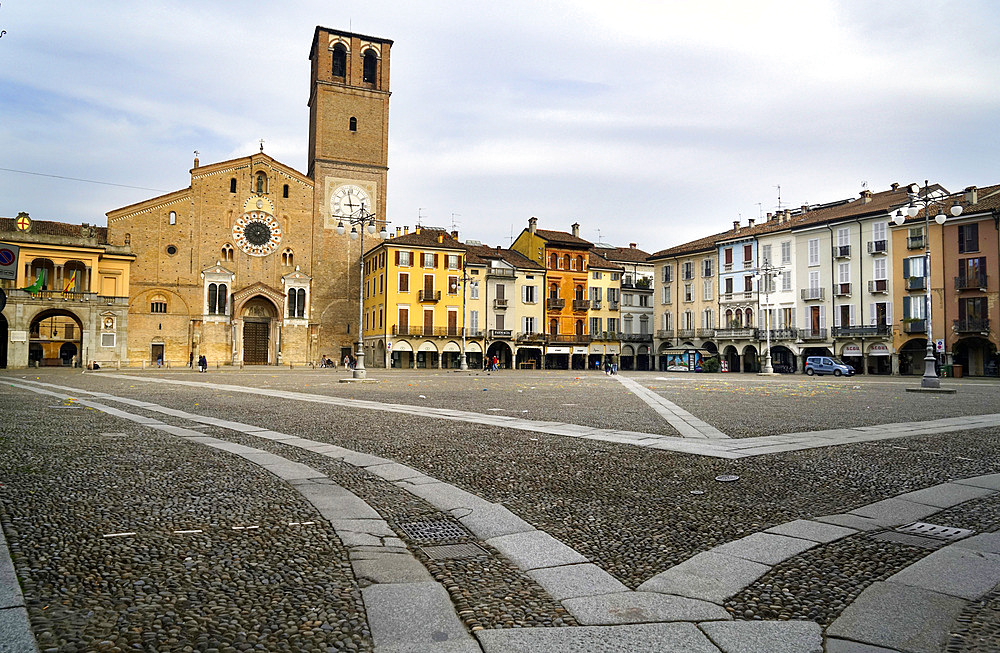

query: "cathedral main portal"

left=240, top=297, right=277, bottom=365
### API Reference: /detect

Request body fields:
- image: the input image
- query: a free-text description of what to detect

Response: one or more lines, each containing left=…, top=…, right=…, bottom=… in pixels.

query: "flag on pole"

left=22, top=269, right=45, bottom=293
left=64, top=271, right=77, bottom=293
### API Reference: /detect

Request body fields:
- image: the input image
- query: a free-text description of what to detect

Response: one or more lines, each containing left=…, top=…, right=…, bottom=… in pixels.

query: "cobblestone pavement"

left=2, top=368, right=1000, bottom=652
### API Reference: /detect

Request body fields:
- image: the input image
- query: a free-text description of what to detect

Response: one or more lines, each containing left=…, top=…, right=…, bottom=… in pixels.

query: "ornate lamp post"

left=336, top=203, right=388, bottom=379
left=754, top=258, right=783, bottom=375
left=891, top=180, right=962, bottom=389
left=456, top=265, right=475, bottom=370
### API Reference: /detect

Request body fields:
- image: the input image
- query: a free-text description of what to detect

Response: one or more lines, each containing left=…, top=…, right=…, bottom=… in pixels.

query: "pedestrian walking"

left=198, top=355, right=207, bottom=373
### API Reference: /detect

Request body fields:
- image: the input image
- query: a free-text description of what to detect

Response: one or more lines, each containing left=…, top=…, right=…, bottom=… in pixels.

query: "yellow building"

left=1, top=213, right=133, bottom=368
left=362, top=228, right=476, bottom=368
left=586, top=250, right=623, bottom=370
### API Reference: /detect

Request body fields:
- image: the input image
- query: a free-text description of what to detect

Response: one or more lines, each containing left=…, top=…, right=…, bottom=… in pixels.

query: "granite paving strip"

left=613, top=374, right=729, bottom=439
left=5, top=381, right=476, bottom=653
left=476, top=622, right=723, bottom=652
left=698, top=620, right=823, bottom=653
left=0, top=521, right=39, bottom=653
left=86, top=373, right=1000, bottom=459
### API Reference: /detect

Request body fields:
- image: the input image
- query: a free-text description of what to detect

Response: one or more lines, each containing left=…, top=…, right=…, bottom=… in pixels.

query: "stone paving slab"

left=825, top=581, right=967, bottom=653
left=763, top=519, right=858, bottom=544
left=563, top=591, right=731, bottom=625
left=847, top=498, right=940, bottom=527
left=813, top=513, right=886, bottom=532
left=352, top=553, right=432, bottom=584
left=895, top=482, right=995, bottom=508
left=340, top=452, right=395, bottom=467
left=451, top=503, right=535, bottom=540
left=954, top=532, right=1000, bottom=554
left=887, top=546, right=1000, bottom=600
left=476, top=622, right=722, bottom=652
left=486, top=531, right=589, bottom=571
left=361, top=582, right=477, bottom=653
left=295, top=482, right=382, bottom=520
left=526, top=563, right=630, bottom=601
left=404, top=481, right=494, bottom=512
left=365, top=462, right=425, bottom=482
left=711, top=532, right=817, bottom=566
left=637, top=551, right=770, bottom=604
left=698, top=620, right=823, bottom=653
left=0, top=533, right=25, bottom=611
left=823, top=638, right=902, bottom=652
left=330, top=518, right=397, bottom=538
left=955, top=473, right=1000, bottom=490
left=255, top=459, right=323, bottom=481
left=246, top=429, right=297, bottom=441
left=0, top=606, right=40, bottom=653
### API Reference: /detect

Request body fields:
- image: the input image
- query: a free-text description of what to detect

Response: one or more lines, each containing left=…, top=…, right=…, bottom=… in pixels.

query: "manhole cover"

left=396, top=519, right=470, bottom=542
left=419, top=543, right=489, bottom=560
left=715, top=475, right=740, bottom=482
left=895, top=522, right=974, bottom=542
left=690, top=490, right=705, bottom=495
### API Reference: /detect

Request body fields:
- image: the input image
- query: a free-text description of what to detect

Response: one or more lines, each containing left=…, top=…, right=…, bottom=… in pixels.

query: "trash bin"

left=941, top=364, right=953, bottom=378
left=953, top=364, right=963, bottom=378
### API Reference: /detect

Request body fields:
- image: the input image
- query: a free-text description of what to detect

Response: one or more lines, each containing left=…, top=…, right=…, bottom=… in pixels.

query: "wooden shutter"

left=434, top=253, right=439, bottom=268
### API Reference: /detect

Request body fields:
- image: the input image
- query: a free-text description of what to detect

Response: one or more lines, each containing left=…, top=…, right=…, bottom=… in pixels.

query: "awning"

left=391, top=340, right=412, bottom=352
left=443, top=341, right=461, bottom=353
left=418, top=341, right=438, bottom=352
left=868, top=343, right=891, bottom=357
left=546, top=346, right=570, bottom=354
left=466, top=342, right=482, bottom=353
left=572, top=346, right=588, bottom=355
left=842, top=343, right=862, bottom=356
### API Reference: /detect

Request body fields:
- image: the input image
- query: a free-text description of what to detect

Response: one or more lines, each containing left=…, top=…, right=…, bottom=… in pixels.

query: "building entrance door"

left=243, top=319, right=270, bottom=364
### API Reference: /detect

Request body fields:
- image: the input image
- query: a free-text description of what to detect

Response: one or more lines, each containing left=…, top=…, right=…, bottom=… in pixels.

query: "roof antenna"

left=450, top=213, right=461, bottom=232
left=509, top=224, right=514, bottom=246
left=595, top=227, right=602, bottom=242
left=774, top=184, right=783, bottom=211
left=756, top=202, right=763, bottom=219
left=417, top=208, right=426, bottom=227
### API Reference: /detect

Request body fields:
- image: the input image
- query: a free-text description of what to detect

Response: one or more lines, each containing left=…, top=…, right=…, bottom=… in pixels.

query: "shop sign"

left=842, top=344, right=862, bottom=356
left=547, top=346, right=570, bottom=354
left=868, top=343, right=890, bottom=357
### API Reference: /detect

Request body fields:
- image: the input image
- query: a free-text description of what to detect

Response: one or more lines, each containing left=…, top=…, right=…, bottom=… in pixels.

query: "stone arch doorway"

left=29, top=309, right=82, bottom=367
left=241, top=296, right=278, bottom=365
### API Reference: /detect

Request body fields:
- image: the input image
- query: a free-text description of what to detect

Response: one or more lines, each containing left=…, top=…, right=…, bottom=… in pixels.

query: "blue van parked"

left=805, top=356, right=855, bottom=377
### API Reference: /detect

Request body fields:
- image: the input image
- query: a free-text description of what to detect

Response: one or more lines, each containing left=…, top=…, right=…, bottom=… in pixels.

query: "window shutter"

left=394, top=250, right=399, bottom=265
left=834, top=308, right=841, bottom=327
left=434, top=253, right=439, bottom=268
left=902, top=296, right=911, bottom=318
left=902, top=258, right=910, bottom=278
left=887, top=302, right=892, bottom=324
left=849, top=305, right=856, bottom=326
left=870, top=303, right=876, bottom=326
left=819, top=306, right=826, bottom=329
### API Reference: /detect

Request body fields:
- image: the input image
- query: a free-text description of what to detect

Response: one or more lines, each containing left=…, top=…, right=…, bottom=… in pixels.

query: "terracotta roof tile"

left=0, top=217, right=108, bottom=243
left=535, top=228, right=593, bottom=248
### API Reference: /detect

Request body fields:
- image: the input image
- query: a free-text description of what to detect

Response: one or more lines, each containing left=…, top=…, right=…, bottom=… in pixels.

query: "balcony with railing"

left=800, top=328, right=828, bottom=340
left=743, top=260, right=754, bottom=269
left=493, top=298, right=508, bottom=310
left=516, top=331, right=547, bottom=343
left=834, top=245, right=851, bottom=259
left=907, top=235, right=926, bottom=249
left=696, top=328, right=715, bottom=339
left=608, top=300, right=620, bottom=310
left=716, top=328, right=755, bottom=339
left=902, top=319, right=926, bottom=334
left=486, top=267, right=516, bottom=278
left=676, top=328, right=696, bottom=339
left=723, top=263, right=733, bottom=272
left=393, top=325, right=475, bottom=337
left=756, top=328, right=798, bottom=341
left=905, top=276, right=926, bottom=291
left=590, top=300, right=602, bottom=310
left=418, top=289, right=441, bottom=302
left=868, top=279, right=888, bottom=294
left=832, top=324, right=890, bottom=338
left=572, top=299, right=590, bottom=312
left=621, top=333, right=651, bottom=342
left=547, top=297, right=565, bottom=311
left=868, top=240, right=888, bottom=255
left=954, top=318, right=990, bottom=333
left=549, top=333, right=592, bottom=344
left=955, top=275, right=988, bottom=292
left=656, top=329, right=674, bottom=339
left=490, top=329, right=513, bottom=339
left=801, top=287, right=825, bottom=301
left=835, top=283, right=851, bottom=297
left=8, top=289, right=129, bottom=306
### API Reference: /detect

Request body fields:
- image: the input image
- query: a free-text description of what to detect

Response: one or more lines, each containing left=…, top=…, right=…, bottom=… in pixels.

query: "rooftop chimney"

left=860, top=189, right=873, bottom=204
left=437, top=233, right=444, bottom=243
left=451, top=230, right=459, bottom=239
left=801, top=205, right=808, bottom=213
left=783, top=209, right=791, bottom=221
left=748, top=218, right=755, bottom=227
left=415, top=226, right=422, bottom=235
left=965, top=186, right=978, bottom=205
left=496, top=245, right=502, bottom=253
left=396, top=227, right=401, bottom=237
left=629, top=243, right=637, bottom=249
left=767, top=212, right=774, bottom=221
left=733, top=220, right=740, bottom=231
left=528, top=216, right=537, bottom=234
left=404, top=226, right=409, bottom=235
left=193, top=155, right=200, bottom=169
left=891, top=182, right=899, bottom=191
left=571, top=222, right=580, bottom=238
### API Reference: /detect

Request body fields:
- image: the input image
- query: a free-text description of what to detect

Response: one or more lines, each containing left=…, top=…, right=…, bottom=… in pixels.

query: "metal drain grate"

left=895, top=522, right=974, bottom=542
left=396, top=519, right=471, bottom=542
left=419, top=543, right=489, bottom=560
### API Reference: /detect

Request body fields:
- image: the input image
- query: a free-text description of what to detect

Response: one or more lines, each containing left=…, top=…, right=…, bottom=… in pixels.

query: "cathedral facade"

left=105, top=27, right=392, bottom=366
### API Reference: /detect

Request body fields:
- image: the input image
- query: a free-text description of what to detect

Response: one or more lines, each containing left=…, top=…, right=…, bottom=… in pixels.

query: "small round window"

left=166, top=245, right=178, bottom=256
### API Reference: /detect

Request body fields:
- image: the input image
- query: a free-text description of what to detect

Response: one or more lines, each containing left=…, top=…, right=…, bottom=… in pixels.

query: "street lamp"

left=754, top=258, right=783, bottom=375
left=455, top=265, right=475, bottom=370
left=891, top=180, right=962, bottom=389
left=336, top=203, right=389, bottom=379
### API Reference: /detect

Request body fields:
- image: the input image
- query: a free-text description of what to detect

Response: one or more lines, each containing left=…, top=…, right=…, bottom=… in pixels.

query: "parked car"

left=805, top=356, right=855, bottom=377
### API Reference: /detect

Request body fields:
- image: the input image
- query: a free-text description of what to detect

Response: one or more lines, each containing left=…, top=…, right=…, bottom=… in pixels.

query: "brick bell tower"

left=307, top=26, right=392, bottom=361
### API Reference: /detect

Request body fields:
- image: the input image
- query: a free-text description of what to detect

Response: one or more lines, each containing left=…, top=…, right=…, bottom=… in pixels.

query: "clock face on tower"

left=233, top=211, right=282, bottom=257
left=331, top=184, right=371, bottom=218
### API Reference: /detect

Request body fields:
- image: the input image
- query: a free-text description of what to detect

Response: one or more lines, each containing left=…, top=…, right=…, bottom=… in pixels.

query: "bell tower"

left=308, top=26, right=392, bottom=228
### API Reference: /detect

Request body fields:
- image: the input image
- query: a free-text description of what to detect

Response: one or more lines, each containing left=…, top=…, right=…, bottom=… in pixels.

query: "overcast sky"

left=2, top=1, right=998, bottom=253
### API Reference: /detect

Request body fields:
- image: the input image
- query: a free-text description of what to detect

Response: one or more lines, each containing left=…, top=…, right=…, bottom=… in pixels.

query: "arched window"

left=575, top=320, right=585, bottom=336
left=221, top=244, right=234, bottom=262
left=744, top=308, right=753, bottom=326
left=549, top=318, right=559, bottom=335
left=281, top=248, right=294, bottom=266
left=549, top=283, right=559, bottom=300
left=563, top=254, right=571, bottom=270
left=287, top=288, right=306, bottom=318
left=230, top=178, right=237, bottom=193
left=29, top=258, right=55, bottom=291
left=549, top=253, right=558, bottom=269
left=576, top=255, right=585, bottom=271
left=349, top=116, right=357, bottom=132
left=575, top=285, right=584, bottom=300
left=332, top=44, right=347, bottom=77
left=363, top=50, right=377, bottom=83
left=169, top=211, right=176, bottom=225
left=208, top=283, right=228, bottom=315
left=255, top=172, right=267, bottom=194
left=150, top=294, right=168, bottom=314
left=283, top=184, right=289, bottom=198
left=725, top=309, right=734, bottom=327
